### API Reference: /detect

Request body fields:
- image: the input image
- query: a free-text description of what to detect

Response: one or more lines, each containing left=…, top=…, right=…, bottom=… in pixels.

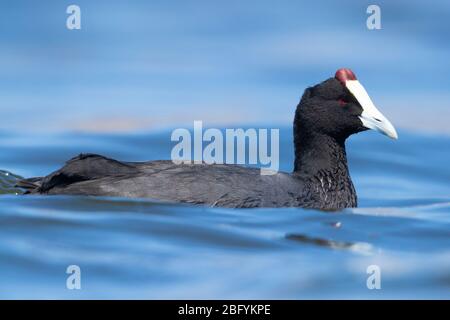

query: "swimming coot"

left=18, top=68, right=397, bottom=209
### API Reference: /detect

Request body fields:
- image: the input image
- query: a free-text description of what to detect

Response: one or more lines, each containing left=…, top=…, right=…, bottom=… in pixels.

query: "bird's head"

left=295, top=68, right=398, bottom=141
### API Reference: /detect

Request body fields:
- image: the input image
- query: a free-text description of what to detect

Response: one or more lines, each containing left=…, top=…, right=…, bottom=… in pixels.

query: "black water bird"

left=17, top=69, right=398, bottom=209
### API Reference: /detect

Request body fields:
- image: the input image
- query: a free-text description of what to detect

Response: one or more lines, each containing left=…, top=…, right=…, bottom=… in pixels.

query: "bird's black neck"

left=294, top=131, right=346, bottom=173
left=293, top=131, right=357, bottom=209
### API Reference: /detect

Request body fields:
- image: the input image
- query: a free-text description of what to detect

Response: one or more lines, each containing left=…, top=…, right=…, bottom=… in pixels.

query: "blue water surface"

left=0, top=128, right=449, bottom=299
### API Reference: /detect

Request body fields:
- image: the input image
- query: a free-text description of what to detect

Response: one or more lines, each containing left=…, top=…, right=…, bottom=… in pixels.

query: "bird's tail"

left=15, top=177, right=43, bottom=193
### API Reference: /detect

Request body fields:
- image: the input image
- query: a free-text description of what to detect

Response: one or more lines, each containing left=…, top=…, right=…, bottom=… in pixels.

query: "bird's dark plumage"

left=18, top=69, right=397, bottom=210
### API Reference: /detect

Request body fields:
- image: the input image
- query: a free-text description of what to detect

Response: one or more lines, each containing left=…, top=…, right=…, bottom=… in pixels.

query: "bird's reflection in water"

left=286, top=233, right=373, bottom=255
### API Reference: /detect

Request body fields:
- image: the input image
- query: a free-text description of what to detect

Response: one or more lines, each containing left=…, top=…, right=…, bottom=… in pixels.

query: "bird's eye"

left=338, top=98, right=348, bottom=106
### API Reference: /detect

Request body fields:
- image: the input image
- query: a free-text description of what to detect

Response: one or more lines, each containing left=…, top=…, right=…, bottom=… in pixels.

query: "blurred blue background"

left=1, top=0, right=449, bottom=133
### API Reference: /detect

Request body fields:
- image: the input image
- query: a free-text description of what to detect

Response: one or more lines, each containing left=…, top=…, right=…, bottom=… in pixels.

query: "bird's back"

left=19, top=154, right=304, bottom=208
